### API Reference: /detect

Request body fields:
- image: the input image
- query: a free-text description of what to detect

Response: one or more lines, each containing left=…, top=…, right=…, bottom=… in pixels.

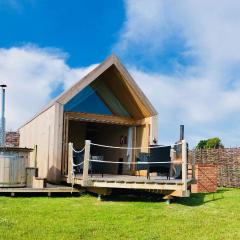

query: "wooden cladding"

left=65, top=112, right=142, bottom=126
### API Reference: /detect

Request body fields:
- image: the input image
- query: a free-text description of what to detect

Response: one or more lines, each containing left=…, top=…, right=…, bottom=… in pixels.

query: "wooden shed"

left=19, top=55, right=158, bottom=183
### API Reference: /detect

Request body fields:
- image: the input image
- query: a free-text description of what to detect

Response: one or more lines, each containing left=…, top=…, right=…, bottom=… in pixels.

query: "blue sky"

left=1, top=0, right=240, bottom=147
left=0, top=0, right=125, bottom=66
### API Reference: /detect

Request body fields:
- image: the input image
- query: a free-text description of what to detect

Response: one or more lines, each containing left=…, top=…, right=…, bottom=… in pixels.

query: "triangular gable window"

left=64, top=80, right=131, bottom=117
left=64, top=85, right=112, bottom=115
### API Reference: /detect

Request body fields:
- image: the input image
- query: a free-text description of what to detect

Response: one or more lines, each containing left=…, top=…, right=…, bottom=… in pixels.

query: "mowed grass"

left=0, top=189, right=239, bottom=240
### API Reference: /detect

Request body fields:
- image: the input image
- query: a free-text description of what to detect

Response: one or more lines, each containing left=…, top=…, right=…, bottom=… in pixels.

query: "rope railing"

left=68, top=143, right=85, bottom=192
left=89, top=159, right=183, bottom=164
left=68, top=140, right=188, bottom=191
left=70, top=142, right=182, bottom=168
left=70, top=141, right=184, bottom=169
left=70, top=144, right=85, bottom=153
left=90, top=142, right=181, bottom=150
left=73, top=162, right=84, bottom=167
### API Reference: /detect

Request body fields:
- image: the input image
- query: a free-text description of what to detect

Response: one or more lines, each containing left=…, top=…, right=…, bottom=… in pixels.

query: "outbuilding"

left=19, top=55, right=158, bottom=183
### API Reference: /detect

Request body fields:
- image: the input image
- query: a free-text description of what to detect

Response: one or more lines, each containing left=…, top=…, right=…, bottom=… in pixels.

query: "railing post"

left=68, top=142, right=74, bottom=184
left=82, top=140, right=91, bottom=186
left=182, top=140, right=187, bottom=191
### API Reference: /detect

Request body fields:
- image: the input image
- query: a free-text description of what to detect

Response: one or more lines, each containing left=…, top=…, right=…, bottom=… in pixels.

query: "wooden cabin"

left=19, top=55, right=159, bottom=183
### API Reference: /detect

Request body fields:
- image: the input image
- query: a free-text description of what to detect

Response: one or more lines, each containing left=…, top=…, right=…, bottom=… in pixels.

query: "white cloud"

left=116, top=0, right=167, bottom=53
left=2, top=0, right=240, bottom=147
left=0, top=45, right=97, bottom=130
left=114, top=0, right=240, bottom=146
left=119, top=0, right=240, bottom=73
left=62, top=65, right=98, bottom=90
left=129, top=68, right=240, bottom=145
left=1, top=43, right=239, bottom=147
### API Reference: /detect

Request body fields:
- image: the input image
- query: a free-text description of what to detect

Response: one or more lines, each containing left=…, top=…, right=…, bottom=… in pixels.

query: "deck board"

left=74, top=174, right=191, bottom=184
left=0, top=183, right=80, bottom=193
left=63, top=174, right=193, bottom=196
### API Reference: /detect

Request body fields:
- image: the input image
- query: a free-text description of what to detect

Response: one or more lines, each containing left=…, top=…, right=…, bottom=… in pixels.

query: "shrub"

left=196, top=137, right=224, bottom=149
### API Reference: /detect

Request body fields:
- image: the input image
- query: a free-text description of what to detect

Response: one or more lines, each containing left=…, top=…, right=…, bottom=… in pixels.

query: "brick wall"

left=189, top=148, right=240, bottom=188
left=5, top=131, right=20, bottom=147
left=191, top=164, right=218, bottom=193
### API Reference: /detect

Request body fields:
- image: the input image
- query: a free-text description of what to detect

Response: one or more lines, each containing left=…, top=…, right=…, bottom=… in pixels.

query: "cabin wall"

left=19, top=103, right=63, bottom=182
left=149, top=114, right=159, bottom=145
left=136, top=124, right=150, bottom=154
left=52, top=103, right=64, bottom=182
left=136, top=114, right=158, bottom=152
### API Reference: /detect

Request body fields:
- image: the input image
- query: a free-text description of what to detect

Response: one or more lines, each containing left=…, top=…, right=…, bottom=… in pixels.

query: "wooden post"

left=68, top=143, right=73, bottom=184
left=182, top=140, right=187, bottom=191
left=170, top=148, right=176, bottom=177
left=82, top=140, right=91, bottom=186
left=34, top=145, right=38, bottom=168
left=131, top=127, right=137, bottom=173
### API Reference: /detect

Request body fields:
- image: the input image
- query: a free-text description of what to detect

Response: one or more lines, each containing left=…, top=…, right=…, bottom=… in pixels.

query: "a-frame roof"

left=20, top=55, right=157, bottom=128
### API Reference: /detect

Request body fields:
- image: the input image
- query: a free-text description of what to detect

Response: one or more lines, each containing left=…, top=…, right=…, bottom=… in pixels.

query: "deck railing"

left=82, top=140, right=90, bottom=186
left=68, top=139, right=190, bottom=189
left=181, top=140, right=188, bottom=192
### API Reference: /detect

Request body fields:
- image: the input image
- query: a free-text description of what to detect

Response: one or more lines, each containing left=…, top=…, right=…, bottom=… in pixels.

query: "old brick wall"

left=5, top=131, right=20, bottom=147
left=189, top=148, right=240, bottom=188
left=191, top=164, right=218, bottom=193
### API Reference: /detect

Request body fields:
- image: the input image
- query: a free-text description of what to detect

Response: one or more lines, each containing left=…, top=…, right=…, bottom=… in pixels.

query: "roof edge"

left=19, top=55, right=115, bottom=130
left=19, top=54, right=158, bottom=129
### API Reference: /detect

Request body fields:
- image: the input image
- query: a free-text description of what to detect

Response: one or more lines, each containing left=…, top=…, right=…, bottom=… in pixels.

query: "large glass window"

left=64, top=80, right=131, bottom=117
left=64, top=85, right=112, bottom=115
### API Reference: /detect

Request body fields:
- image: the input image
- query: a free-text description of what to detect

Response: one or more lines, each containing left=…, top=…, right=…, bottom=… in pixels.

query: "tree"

left=196, top=137, right=223, bottom=149
left=196, top=140, right=207, bottom=149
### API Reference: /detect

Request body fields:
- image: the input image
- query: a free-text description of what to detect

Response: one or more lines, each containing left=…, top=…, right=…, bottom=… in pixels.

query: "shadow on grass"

left=99, top=188, right=228, bottom=206
left=0, top=188, right=229, bottom=207
left=174, top=188, right=228, bottom=206
left=100, top=189, right=166, bottom=203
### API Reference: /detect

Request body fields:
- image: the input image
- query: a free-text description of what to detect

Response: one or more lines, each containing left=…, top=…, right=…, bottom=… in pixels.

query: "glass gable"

left=64, top=80, right=131, bottom=117
left=64, top=85, right=113, bottom=115
left=91, top=80, right=130, bottom=117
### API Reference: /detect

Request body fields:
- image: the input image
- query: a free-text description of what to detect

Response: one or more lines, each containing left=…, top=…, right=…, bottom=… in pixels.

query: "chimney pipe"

left=180, top=125, right=184, bottom=141
left=0, top=84, right=7, bottom=146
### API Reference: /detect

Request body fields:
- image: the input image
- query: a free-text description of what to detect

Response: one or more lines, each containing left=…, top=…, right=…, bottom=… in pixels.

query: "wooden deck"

left=64, top=140, right=192, bottom=197
left=64, top=174, right=193, bottom=197
left=0, top=183, right=80, bottom=196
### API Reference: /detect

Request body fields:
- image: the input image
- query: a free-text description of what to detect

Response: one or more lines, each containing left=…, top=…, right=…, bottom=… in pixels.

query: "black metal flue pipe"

left=180, top=125, right=184, bottom=141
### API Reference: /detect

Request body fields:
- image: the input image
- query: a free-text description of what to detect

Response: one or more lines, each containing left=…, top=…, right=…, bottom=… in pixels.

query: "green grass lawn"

left=0, top=188, right=239, bottom=240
